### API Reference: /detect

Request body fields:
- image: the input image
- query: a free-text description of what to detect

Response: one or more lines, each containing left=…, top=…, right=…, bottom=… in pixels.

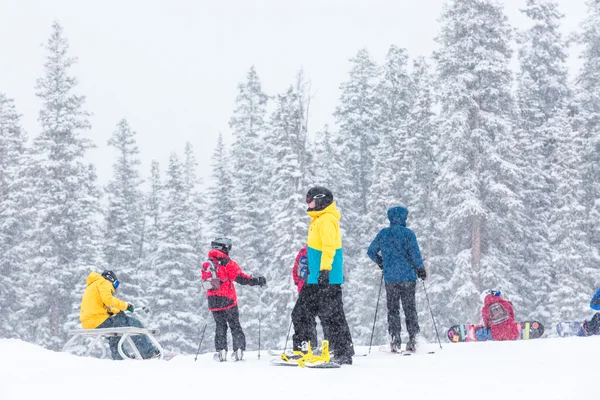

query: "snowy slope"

left=2, top=337, right=598, bottom=400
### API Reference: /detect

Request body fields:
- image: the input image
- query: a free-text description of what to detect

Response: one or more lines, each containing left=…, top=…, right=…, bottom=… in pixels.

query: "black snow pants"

left=584, top=312, right=600, bottom=335
left=212, top=305, right=245, bottom=351
left=386, top=280, right=419, bottom=346
left=291, top=287, right=331, bottom=350
left=291, top=284, right=353, bottom=357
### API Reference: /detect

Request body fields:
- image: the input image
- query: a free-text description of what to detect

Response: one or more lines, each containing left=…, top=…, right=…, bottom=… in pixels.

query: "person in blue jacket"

left=580, top=288, right=600, bottom=336
left=367, top=206, right=427, bottom=352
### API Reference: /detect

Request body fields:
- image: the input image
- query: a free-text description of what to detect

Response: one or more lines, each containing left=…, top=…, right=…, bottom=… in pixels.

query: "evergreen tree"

left=333, top=48, right=381, bottom=342
left=148, top=153, right=202, bottom=353
left=434, top=0, right=525, bottom=326
left=26, top=21, right=104, bottom=349
left=104, top=119, right=145, bottom=302
left=229, top=66, right=269, bottom=348
left=206, top=133, right=234, bottom=239
left=141, top=160, right=163, bottom=292
left=262, top=78, right=310, bottom=347
left=517, top=0, right=587, bottom=323
left=183, top=142, right=205, bottom=256
left=368, top=45, right=413, bottom=230
left=573, top=0, right=600, bottom=288
left=309, top=125, right=345, bottom=193
left=0, top=94, right=32, bottom=339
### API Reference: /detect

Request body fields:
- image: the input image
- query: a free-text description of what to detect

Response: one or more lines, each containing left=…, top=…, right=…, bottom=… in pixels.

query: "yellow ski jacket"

left=80, top=272, right=129, bottom=329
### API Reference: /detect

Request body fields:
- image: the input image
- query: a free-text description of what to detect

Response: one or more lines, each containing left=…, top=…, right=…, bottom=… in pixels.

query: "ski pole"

left=258, top=286, right=263, bottom=360
left=422, top=280, right=442, bottom=350
left=282, top=317, right=293, bottom=355
left=194, top=323, right=208, bottom=362
left=368, top=273, right=384, bottom=354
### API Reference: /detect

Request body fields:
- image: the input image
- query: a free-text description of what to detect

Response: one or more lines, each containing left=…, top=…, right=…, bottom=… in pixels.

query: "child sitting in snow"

left=580, top=288, right=600, bottom=336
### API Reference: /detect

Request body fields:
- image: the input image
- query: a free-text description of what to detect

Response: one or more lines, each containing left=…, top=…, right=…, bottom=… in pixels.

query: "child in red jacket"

left=481, top=290, right=519, bottom=341
left=201, top=238, right=266, bottom=362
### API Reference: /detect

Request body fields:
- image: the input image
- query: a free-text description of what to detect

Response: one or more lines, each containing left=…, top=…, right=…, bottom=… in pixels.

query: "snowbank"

left=1, top=336, right=598, bottom=400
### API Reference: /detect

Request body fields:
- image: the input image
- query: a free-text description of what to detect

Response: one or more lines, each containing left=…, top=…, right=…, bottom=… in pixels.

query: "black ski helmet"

left=211, top=237, right=232, bottom=255
left=306, top=186, right=333, bottom=211
left=101, top=270, right=119, bottom=289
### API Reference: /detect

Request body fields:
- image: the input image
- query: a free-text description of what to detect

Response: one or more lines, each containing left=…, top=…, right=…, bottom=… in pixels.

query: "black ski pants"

left=385, top=280, right=419, bottom=345
left=291, top=288, right=330, bottom=350
left=212, top=305, right=245, bottom=351
left=291, top=284, right=354, bottom=357
left=585, top=312, right=600, bottom=335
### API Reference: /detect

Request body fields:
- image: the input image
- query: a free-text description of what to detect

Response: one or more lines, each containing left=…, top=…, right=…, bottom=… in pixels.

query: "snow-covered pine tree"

left=310, top=125, right=344, bottom=192
left=368, top=45, right=412, bottom=231
left=516, top=0, right=587, bottom=324
left=148, top=152, right=202, bottom=353
left=0, top=94, right=33, bottom=339
left=434, top=0, right=525, bottom=326
left=140, top=161, right=162, bottom=295
left=183, top=142, right=205, bottom=257
left=25, top=21, right=104, bottom=349
left=229, top=66, right=269, bottom=349
left=206, top=133, right=234, bottom=239
left=333, top=48, right=381, bottom=343
left=262, top=76, right=310, bottom=348
left=573, top=0, right=600, bottom=288
left=104, top=119, right=145, bottom=303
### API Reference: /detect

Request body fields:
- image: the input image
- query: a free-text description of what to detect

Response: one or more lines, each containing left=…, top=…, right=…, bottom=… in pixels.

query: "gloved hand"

left=126, top=303, right=134, bottom=313
left=318, top=270, right=330, bottom=285
left=254, top=276, right=267, bottom=287
left=416, top=268, right=427, bottom=280
left=376, top=255, right=384, bottom=270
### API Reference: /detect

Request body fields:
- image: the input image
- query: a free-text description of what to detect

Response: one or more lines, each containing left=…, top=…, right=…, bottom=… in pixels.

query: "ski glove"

left=253, top=276, right=267, bottom=287
left=376, top=255, right=384, bottom=270
left=126, top=304, right=134, bottom=313
left=416, top=268, right=427, bottom=280
left=318, top=270, right=330, bottom=285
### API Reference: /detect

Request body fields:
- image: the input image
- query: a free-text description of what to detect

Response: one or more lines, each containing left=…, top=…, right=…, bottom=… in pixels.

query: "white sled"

left=62, top=327, right=164, bottom=360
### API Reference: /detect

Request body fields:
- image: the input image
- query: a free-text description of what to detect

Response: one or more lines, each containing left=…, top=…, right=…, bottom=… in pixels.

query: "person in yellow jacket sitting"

left=80, top=270, right=159, bottom=360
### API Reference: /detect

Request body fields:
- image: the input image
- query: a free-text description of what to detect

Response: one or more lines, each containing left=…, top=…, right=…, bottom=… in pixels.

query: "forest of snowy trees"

left=1, top=0, right=600, bottom=353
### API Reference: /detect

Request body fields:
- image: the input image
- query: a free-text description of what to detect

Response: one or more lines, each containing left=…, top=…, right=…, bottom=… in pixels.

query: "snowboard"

left=556, top=321, right=600, bottom=337
left=447, top=321, right=544, bottom=343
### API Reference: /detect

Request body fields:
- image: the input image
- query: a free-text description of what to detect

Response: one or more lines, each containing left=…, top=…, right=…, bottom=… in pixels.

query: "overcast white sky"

left=0, top=0, right=589, bottom=187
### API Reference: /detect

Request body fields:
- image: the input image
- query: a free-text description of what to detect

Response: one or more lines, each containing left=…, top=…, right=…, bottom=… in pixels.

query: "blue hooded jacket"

left=591, top=289, right=600, bottom=311
left=367, top=206, right=424, bottom=283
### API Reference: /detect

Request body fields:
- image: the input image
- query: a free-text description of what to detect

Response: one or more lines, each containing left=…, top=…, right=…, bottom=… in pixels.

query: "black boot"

left=332, top=353, right=352, bottom=365
left=405, top=337, right=417, bottom=352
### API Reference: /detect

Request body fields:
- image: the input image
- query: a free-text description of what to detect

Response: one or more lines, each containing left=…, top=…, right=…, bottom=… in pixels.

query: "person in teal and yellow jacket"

left=291, top=186, right=354, bottom=365
left=80, top=270, right=159, bottom=360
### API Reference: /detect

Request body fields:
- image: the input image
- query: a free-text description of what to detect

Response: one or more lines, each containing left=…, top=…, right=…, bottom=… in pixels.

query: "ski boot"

left=232, top=348, right=244, bottom=361
left=405, top=337, right=417, bottom=353
left=214, top=349, right=227, bottom=362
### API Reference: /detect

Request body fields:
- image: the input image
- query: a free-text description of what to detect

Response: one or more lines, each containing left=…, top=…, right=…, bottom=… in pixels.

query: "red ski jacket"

left=482, top=294, right=519, bottom=341
left=202, top=249, right=255, bottom=312
left=292, top=246, right=308, bottom=292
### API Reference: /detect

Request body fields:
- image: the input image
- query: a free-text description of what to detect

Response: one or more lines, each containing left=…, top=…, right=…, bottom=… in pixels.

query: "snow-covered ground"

left=2, top=336, right=598, bottom=400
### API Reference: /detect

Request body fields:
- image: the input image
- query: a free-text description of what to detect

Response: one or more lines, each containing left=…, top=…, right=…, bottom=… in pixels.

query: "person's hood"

left=484, top=294, right=502, bottom=306
left=387, top=206, right=408, bottom=226
left=308, top=201, right=341, bottom=221
left=86, top=271, right=104, bottom=286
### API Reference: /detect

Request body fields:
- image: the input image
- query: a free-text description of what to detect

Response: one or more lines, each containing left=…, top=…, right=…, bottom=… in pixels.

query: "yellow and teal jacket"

left=306, top=202, right=344, bottom=285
